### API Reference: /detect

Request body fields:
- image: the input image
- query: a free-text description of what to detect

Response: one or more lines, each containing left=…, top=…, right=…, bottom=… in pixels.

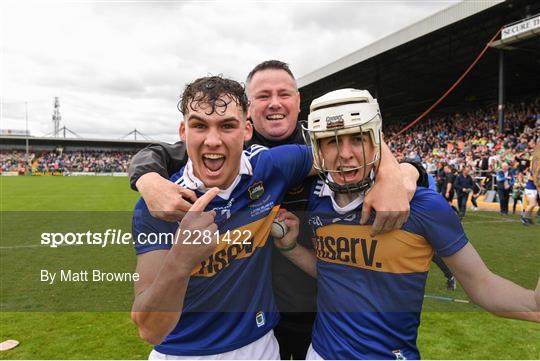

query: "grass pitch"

left=1, top=177, right=539, bottom=359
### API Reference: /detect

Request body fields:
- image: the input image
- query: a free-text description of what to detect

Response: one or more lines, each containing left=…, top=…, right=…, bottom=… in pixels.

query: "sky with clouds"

left=1, top=0, right=460, bottom=143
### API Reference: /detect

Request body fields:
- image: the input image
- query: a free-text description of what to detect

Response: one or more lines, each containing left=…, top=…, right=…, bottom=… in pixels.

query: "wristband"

left=277, top=242, right=298, bottom=253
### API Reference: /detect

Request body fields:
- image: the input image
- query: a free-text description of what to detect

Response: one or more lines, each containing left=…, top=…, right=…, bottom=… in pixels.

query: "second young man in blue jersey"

left=273, top=88, right=540, bottom=360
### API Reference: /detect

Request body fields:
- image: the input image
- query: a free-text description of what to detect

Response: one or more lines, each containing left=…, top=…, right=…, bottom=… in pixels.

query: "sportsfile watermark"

left=40, top=229, right=132, bottom=248
left=1, top=211, right=536, bottom=312
left=40, top=229, right=253, bottom=248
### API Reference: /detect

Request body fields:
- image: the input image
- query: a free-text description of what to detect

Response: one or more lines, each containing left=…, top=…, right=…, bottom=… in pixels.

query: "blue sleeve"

left=496, top=171, right=504, bottom=182
left=132, top=198, right=177, bottom=255
left=269, top=145, right=313, bottom=189
left=403, top=188, right=468, bottom=257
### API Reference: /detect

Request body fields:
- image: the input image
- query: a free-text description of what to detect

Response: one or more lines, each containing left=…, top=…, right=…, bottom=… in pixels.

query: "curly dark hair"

left=245, top=60, right=296, bottom=87
left=178, top=75, right=248, bottom=116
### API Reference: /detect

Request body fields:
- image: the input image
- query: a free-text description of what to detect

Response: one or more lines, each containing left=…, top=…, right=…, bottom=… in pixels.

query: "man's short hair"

left=245, top=60, right=296, bottom=86
left=179, top=75, right=248, bottom=116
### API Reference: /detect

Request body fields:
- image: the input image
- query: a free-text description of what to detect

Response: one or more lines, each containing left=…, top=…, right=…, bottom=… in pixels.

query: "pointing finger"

left=190, top=187, right=220, bottom=212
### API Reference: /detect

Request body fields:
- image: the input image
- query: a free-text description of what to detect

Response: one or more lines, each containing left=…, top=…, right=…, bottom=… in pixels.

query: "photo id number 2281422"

left=178, top=229, right=252, bottom=245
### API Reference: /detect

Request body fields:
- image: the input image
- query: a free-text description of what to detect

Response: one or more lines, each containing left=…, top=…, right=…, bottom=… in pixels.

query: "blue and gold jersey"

left=525, top=169, right=536, bottom=190
left=308, top=181, right=468, bottom=360
left=132, top=144, right=312, bottom=356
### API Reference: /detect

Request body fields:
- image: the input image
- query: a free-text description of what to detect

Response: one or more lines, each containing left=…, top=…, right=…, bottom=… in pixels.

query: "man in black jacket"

left=128, top=60, right=425, bottom=359
left=435, top=161, right=446, bottom=194
left=443, top=164, right=456, bottom=204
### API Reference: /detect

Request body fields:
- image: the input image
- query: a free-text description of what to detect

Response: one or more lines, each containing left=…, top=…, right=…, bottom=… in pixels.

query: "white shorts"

left=524, top=189, right=538, bottom=199
left=148, top=330, right=280, bottom=360
left=306, top=343, right=324, bottom=360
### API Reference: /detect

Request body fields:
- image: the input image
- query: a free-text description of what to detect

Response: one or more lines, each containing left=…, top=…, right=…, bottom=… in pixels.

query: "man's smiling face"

left=247, top=69, right=300, bottom=141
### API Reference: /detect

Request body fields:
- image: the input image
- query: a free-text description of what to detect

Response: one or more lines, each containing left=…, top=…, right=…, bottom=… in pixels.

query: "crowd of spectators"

left=386, top=98, right=539, bottom=186
left=385, top=98, right=538, bottom=219
left=0, top=149, right=135, bottom=174
left=1, top=99, right=538, bottom=183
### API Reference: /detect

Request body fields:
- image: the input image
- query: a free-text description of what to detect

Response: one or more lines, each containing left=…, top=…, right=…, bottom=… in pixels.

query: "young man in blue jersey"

left=131, top=75, right=318, bottom=359
left=273, top=88, right=540, bottom=360
left=521, top=168, right=537, bottom=225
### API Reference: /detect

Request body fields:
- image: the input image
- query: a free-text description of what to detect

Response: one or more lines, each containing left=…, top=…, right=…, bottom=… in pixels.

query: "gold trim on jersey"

left=314, top=224, right=433, bottom=273
left=192, top=205, right=280, bottom=277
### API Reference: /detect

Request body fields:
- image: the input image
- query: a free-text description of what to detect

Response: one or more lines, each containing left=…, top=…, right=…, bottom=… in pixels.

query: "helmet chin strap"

left=325, top=170, right=375, bottom=194
left=328, top=177, right=373, bottom=194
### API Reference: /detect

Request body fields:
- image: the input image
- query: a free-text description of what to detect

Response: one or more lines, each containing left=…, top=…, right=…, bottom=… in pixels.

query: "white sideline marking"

left=0, top=244, right=48, bottom=249
left=473, top=214, right=515, bottom=220
left=0, top=243, right=82, bottom=250
left=462, top=220, right=518, bottom=224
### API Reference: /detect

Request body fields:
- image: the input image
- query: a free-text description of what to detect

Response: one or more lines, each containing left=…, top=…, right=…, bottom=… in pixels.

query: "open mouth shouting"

left=336, top=166, right=361, bottom=183
left=202, top=153, right=226, bottom=177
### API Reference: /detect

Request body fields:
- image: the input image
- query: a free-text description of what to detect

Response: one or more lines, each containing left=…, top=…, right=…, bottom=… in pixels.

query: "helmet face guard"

left=304, top=89, right=383, bottom=194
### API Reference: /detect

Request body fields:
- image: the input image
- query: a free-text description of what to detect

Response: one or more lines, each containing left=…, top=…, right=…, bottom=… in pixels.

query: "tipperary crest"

left=255, top=311, right=266, bottom=327
left=248, top=181, right=265, bottom=200
left=392, top=349, right=406, bottom=360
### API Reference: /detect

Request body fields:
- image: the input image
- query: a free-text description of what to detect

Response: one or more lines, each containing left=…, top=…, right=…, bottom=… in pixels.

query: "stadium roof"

left=0, top=135, right=153, bottom=144
left=298, top=0, right=504, bottom=88
left=297, top=0, right=540, bottom=125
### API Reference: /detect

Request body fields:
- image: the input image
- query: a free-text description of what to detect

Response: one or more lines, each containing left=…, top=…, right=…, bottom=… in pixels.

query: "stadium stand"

left=0, top=150, right=135, bottom=174
left=386, top=97, right=539, bottom=178
left=1, top=98, right=537, bottom=179
left=0, top=136, right=152, bottom=176
left=294, top=0, right=539, bottom=212
left=297, top=1, right=539, bottom=124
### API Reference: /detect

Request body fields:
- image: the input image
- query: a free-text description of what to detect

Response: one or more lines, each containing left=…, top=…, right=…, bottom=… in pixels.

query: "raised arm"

left=129, top=142, right=197, bottom=221
left=443, top=243, right=539, bottom=323
left=129, top=142, right=188, bottom=190
left=131, top=188, right=220, bottom=344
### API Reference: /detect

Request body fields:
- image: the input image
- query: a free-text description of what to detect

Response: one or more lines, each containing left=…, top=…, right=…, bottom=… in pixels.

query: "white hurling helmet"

left=303, top=88, right=382, bottom=193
